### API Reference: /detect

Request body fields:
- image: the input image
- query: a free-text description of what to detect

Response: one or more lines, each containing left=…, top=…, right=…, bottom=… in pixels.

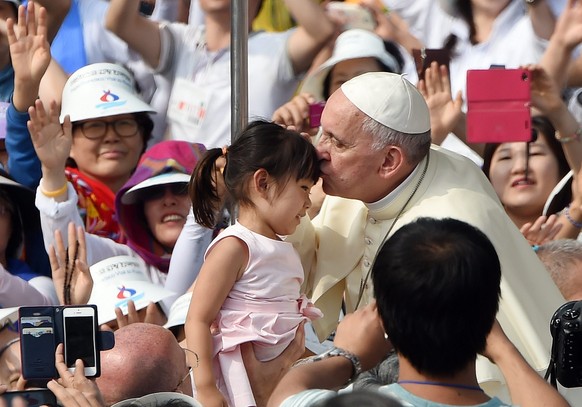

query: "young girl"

left=185, top=120, right=322, bottom=407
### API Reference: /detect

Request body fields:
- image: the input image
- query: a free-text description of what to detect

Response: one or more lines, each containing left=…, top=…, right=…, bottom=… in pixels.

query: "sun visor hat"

left=60, top=63, right=155, bottom=123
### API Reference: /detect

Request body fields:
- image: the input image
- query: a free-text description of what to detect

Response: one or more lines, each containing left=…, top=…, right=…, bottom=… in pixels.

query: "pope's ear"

left=378, top=146, right=405, bottom=179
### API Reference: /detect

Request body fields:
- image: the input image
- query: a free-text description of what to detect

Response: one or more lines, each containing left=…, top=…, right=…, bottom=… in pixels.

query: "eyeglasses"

left=78, top=118, right=140, bottom=139
left=173, top=348, right=199, bottom=391
left=143, top=183, right=189, bottom=201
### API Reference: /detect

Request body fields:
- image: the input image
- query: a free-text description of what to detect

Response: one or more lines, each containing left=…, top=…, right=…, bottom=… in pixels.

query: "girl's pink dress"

left=194, top=222, right=322, bottom=407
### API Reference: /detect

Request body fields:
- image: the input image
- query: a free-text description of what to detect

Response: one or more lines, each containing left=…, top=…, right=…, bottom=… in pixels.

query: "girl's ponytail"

left=189, top=148, right=225, bottom=228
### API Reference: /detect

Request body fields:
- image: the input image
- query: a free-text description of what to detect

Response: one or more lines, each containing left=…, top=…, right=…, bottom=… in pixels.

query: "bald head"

left=96, top=323, right=190, bottom=406
left=537, top=239, right=582, bottom=301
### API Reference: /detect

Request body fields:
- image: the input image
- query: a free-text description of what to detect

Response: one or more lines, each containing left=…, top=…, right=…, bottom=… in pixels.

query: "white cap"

left=341, top=72, right=431, bottom=134
left=163, top=292, right=192, bottom=330
left=111, top=393, right=202, bottom=407
left=300, top=29, right=400, bottom=101
left=60, top=63, right=155, bottom=123
left=122, top=173, right=191, bottom=205
left=88, top=256, right=175, bottom=325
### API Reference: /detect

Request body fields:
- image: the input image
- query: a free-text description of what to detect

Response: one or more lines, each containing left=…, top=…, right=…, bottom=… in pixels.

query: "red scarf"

left=66, top=167, right=125, bottom=243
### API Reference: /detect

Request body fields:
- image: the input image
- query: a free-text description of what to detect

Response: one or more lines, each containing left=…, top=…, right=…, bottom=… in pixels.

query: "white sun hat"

left=60, top=63, right=155, bottom=123
left=111, top=393, right=202, bottom=407
left=299, top=29, right=401, bottom=101
left=163, top=292, right=193, bottom=331
left=341, top=72, right=431, bottom=134
left=88, top=255, right=175, bottom=325
left=121, top=172, right=191, bottom=205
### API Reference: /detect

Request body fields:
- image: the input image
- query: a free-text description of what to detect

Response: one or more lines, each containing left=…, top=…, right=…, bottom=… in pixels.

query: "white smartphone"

left=62, top=306, right=98, bottom=376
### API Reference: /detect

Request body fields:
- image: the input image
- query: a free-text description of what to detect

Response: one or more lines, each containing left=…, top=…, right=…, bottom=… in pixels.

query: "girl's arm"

left=185, top=236, right=247, bottom=407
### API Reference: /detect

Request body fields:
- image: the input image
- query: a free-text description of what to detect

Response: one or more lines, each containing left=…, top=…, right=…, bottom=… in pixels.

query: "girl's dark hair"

left=482, top=116, right=571, bottom=214
left=190, top=120, right=320, bottom=228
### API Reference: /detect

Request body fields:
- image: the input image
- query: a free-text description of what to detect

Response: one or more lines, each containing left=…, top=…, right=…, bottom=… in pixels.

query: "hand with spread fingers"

left=6, top=2, right=51, bottom=112
left=417, top=61, right=463, bottom=145
left=49, top=222, right=93, bottom=306
left=113, top=300, right=167, bottom=330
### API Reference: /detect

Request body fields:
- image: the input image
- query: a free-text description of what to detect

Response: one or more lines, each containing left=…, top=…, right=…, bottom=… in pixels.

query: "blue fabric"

left=50, top=0, right=87, bottom=74
left=8, top=258, right=38, bottom=282
left=5, top=98, right=41, bottom=189
left=0, top=65, right=15, bottom=103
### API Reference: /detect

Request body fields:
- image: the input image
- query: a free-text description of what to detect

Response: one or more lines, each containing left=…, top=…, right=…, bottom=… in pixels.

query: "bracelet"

left=555, top=128, right=582, bottom=144
left=40, top=182, right=68, bottom=198
left=292, top=346, right=362, bottom=382
left=565, top=204, right=582, bottom=229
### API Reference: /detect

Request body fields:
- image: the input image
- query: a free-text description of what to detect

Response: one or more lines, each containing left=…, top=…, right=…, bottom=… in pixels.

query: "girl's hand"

left=520, top=214, right=562, bottom=246
left=27, top=99, right=72, bottom=173
left=196, top=385, right=228, bottom=407
left=49, top=222, right=93, bottom=306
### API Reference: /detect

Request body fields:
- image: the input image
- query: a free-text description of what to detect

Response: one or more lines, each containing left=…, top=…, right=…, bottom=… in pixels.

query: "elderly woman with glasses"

left=27, top=62, right=155, bottom=244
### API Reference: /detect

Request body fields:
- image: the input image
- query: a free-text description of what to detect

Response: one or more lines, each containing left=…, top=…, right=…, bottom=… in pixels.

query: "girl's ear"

left=252, top=168, right=270, bottom=197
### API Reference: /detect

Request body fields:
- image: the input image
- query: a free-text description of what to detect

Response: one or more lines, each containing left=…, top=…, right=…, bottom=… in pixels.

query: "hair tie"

left=221, top=146, right=228, bottom=157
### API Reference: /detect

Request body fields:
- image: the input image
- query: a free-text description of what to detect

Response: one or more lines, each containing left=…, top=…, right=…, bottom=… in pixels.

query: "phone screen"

left=64, top=315, right=96, bottom=368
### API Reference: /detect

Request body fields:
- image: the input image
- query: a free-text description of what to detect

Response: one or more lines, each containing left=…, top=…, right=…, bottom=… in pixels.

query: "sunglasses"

left=143, top=183, right=189, bottom=201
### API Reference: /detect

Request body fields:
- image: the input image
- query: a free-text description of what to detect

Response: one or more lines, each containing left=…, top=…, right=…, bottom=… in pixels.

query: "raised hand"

left=27, top=99, right=72, bottom=173
left=113, top=300, right=167, bottom=329
left=7, top=3, right=51, bottom=87
left=49, top=222, right=93, bottom=306
left=520, top=214, right=562, bottom=246
left=417, top=61, right=463, bottom=145
left=272, top=93, right=316, bottom=134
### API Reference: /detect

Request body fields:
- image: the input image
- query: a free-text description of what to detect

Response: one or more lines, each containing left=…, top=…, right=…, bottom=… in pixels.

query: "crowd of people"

left=3, top=0, right=582, bottom=406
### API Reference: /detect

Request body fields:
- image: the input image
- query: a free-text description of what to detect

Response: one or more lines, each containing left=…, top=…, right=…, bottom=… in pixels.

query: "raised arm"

left=34, top=0, right=71, bottom=44
left=539, top=0, right=582, bottom=88
left=268, top=304, right=391, bottom=407
left=283, top=0, right=335, bottom=75
left=483, top=320, right=569, bottom=407
left=105, top=0, right=162, bottom=69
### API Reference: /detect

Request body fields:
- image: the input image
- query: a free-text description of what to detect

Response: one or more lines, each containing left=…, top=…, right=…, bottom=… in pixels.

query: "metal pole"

left=229, top=0, right=248, bottom=224
left=231, top=0, right=249, bottom=143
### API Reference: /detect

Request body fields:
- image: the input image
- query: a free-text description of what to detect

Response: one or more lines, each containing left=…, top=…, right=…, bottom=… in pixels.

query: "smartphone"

left=466, top=68, right=531, bottom=143
left=62, top=306, right=98, bottom=377
left=0, top=390, right=58, bottom=407
left=19, top=307, right=57, bottom=380
left=308, top=101, right=326, bottom=128
left=412, top=48, right=451, bottom=81
left=326, top=2, right=376, bottom=32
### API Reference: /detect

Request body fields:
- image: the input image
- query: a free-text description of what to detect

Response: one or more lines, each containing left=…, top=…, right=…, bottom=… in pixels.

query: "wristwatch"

left=294, top=346, right=363, bottom=382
